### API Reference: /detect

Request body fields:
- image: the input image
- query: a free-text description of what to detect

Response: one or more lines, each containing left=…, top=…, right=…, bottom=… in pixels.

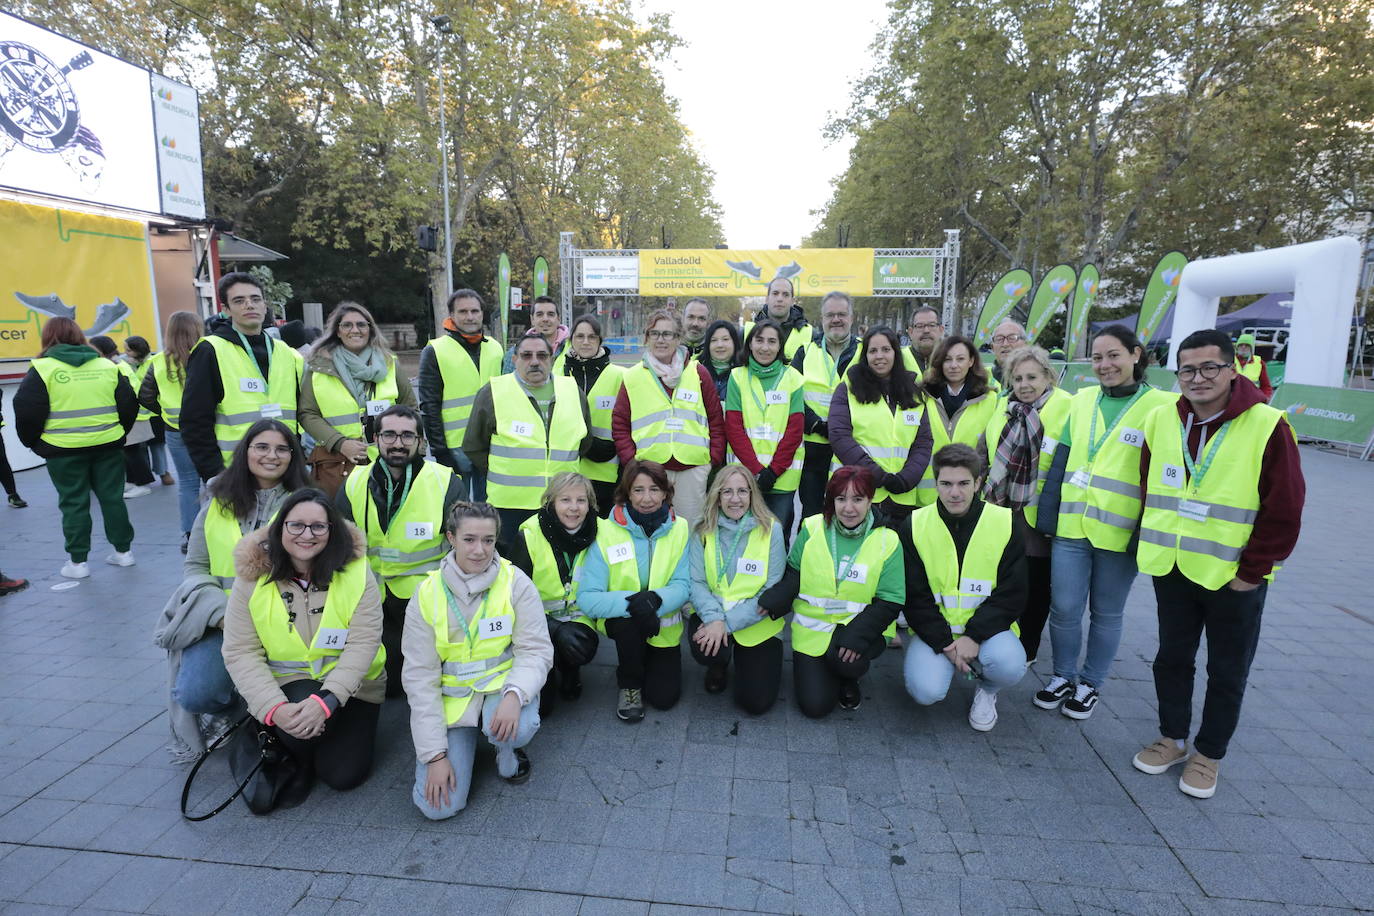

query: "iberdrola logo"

left=1082, top=277, right=1098, bottom=295
left=165, top=181, right=179, bottom=192
left=878, top=261, right=899, bottom=276
left=157, top=87, right=173, bottom=100
left=1048, top=276, right=1070, bottom=294
left=161, top=135, right=176, bottom=148
left=1287, top=403, right=1356, bottom=423
left=1162, top=267, right=1182, bottom=287
left=1005, top=279, right=1028, bottom=297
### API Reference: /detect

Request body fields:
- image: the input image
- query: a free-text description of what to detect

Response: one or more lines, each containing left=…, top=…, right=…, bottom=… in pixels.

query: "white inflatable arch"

left=1169, top=236, right=1362, bottom=387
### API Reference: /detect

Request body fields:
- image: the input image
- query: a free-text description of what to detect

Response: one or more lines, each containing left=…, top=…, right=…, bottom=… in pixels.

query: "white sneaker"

left=123, top=485, right=151, bottom=499
left=969, top=686, right=999, bottom=731
left=60, top=561, right=90, bottom=579
left=105, top=551, right=135, bottom=567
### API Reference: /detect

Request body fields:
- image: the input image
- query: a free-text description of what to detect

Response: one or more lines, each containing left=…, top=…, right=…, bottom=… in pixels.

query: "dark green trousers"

left=46, top=448, right=134, bottom=562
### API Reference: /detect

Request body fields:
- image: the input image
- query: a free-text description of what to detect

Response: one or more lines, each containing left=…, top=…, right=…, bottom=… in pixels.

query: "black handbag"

left=180, top=716, right=311, bottom=820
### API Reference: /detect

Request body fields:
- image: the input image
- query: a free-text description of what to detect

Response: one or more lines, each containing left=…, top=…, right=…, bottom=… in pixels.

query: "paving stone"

left=665, top=809, right=729, bottom=856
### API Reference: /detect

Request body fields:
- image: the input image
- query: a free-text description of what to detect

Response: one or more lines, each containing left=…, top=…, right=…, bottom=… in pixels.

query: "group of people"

left=5, top=268, right=1304, bottom=815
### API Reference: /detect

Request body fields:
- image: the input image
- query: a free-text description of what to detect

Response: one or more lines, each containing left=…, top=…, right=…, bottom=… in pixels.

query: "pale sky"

left=637, top=0, right=892, bottom=249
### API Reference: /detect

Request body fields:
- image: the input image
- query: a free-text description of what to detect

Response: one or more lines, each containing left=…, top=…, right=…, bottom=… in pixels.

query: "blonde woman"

left=687, top=465, right=786, bottom=713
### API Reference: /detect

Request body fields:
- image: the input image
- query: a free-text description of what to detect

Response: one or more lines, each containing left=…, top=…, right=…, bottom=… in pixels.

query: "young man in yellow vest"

left=793, top=291, right=861, bottom=519
left=744, top=276, right=813, bottom=361
left=336, top=405, right=462, bottom=696
left=1232, top=332, right=1273, bottom=401
left=1131, top=328, right=1304, bottom=799
left=417, top=288, right=504, bottom=499
left=463, top=331, right=590, bottom=553
left=181, top=272, right=300, bottom=481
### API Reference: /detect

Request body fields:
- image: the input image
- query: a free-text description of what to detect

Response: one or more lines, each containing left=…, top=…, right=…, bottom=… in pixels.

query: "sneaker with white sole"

left=968, top=686, right=998, bottom=731
left=105, top=551, right=135, bottom=567
left=1033, top=675, right=1073, bottom=710
left=1133, top=737, right=1189, bottom=774
left=617, top=688, right=644, bottom=723
left=1179, top=753, right=1219, bottom=798
left=1061, top=682, right=1099, bottom=720
left=61, top=561, right=90, bottom=579
left=123, top=485, right=151, bottom=499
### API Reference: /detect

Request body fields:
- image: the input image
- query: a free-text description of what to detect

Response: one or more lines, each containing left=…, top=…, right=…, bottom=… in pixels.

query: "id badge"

left=1069, top=469, right=1091, bottom=489
left=378, top=548, right=402, bottom=562
left=959, top=577, right=992, bottom=597
left=902, top=410, right=921, bottom=426
left=607, top=542, right=633, bottom=564
left=478, top=615, right=513, bottom=639
left=1178, top=500, right=1210, bottom=523
left=596, top=396, right=616, bottom=410
left=509, top=420, right=534, bottom=437
left=365, top=399, right=390, bottom=416
left=678, top=390, right=699, bottom=404
left=316, top=627, right=348, bottom=650
left=259, top=402, right=283, bottom=418
left=1117, top=426, right=1144, bottom=448
left=664, top=417, right=685, bottom=431
left=405, top=522, right=434, bottom=540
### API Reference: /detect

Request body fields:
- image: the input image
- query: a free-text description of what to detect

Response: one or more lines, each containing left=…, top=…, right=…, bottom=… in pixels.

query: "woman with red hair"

left=759, top=466, right=905, bottom=717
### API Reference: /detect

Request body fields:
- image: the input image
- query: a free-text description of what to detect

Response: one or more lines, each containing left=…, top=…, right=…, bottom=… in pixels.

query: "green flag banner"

left=1271, top=383, right=1374, bottom=447
left=1026, top=264, right=1077, bottom=342
left=1137, top=251, right=1187, bottom=344
left=532, top=256, right=549, bottom=298
left=497, top=252, right=511, bottom=341
left=974, top=269, right=1033, bottom=347
left=1065, top=265, right=1099, bottom=359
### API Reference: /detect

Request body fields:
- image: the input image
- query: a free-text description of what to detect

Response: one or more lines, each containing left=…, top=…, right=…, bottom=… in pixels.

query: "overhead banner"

left=1272, top=383, right=1374, bottom=447
left=1025, top=263, right=1077, bottom=342
left=582, top=256, right=638, bottom=290
left=1065, top=264, right=1099, bottom=359
left=532, top=256, right=549, bottom=298
left=0, top=199, right=158, bottom=360
left=1137, top=250, right=1187, bottom=344
left=973, top=269, right=1033, bottom=347
left=634, top=249, right=934, bottom=297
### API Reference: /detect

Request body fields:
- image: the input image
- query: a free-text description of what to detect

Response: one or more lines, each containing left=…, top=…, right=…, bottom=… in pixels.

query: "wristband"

left=264, top=701, right=287, bottom=727
left=428, top=751, right=448, bottom=764
left=308, top=694, right=332, bottom=719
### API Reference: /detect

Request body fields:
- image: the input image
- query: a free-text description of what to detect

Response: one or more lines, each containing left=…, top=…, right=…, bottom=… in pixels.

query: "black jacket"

left=13, top=348, right=138, bottom=458
left=559, top=349, right=618, bottom=464
left=333, top=454, right=464, bottom=532
left=792, top=334, right=860, bottom=439
left=417, top=328, right=496, bottom=464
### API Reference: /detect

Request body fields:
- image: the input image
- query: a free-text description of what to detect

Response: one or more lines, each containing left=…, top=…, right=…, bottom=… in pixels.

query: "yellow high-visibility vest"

left=247, top=557, right=386, bottom=682
left=309, top=358, right=400, bottom=442
left=700, top=520, right=783, bottom=646
left=799, top=340, right=849, bottom=446
left=728, top=365, right=804, bottom=491
left=908, top=502, right=1019, bottom=636
left=790, top=515, right=899, bottom=656
left=983, top=388, right=1073, bottom=528
left=519, top=514, right=593, bottom=627
left=31, top=356, right=123, bottom=449
left=588, top=512, right=690, bottom=648
left=576, top=363, right=626, bottom=484
left=915, top=391, right=1001, bottom=506
left=345, top=459, right=452, bottom=598
left=149, top=350, right=192, bottom=430
left=485, top=374, right=587, bottom=510
left=413, top=561, right=516, bottom=725
left=201, top=335, right=300, bottom=465
left=620, top=364, right=711, bottom=466
left=430, top=335, right=503, bottom=447
left=845, top=392, right=927, bottom=507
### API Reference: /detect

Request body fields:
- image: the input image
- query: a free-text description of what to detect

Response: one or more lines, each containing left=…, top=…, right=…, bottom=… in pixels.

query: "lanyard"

left=747, top=370, right=777, bottom=416
left=441, top=576, right=497, bottom=651
left=827, top=514, right=871, bottom=587
left=715, top=518, right=750, bottom=581
left=382, top=463, right=413, bottom=528
left=1086, top=386, right=1147, bottom=463
left=234, top=329, right=272, bottom=383
left=1180, top=419, right=1230, bottom=491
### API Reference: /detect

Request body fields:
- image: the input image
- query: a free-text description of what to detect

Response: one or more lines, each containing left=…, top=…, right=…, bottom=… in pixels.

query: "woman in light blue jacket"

left=578, top=459, right=692, bottom=724
left=687, top=464, right=786, bottom=714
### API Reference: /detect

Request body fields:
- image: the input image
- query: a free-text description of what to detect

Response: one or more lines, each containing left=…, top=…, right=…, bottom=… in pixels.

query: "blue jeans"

left=1048, top=535, right=1138, bottom=688
left=411, top=692, right=540, bottom=820
left=173, top=630, right=238, bottom=715
left=164, top=429, right=203, bottom=535
left=904, top=630, right=1026, bottom=705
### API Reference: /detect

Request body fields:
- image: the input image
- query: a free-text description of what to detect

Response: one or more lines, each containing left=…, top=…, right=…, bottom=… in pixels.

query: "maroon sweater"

left=1140, top=378, right=1304, bottom=585
left=612, top=362, right=726, bottom=469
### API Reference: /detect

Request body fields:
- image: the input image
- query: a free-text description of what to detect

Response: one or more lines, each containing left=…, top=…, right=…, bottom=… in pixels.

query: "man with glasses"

left=338, top=404, right=462, bottom=694
left=181, top=272, right=301, bottom=481
left=794, top=291, right=861, bottom=518
left=1131, top=328, right=1304, bottom=799
left=465, top=331, right=591, bottom=552
left=682, top=297, right=713, bottom=361
left=988, top=319, right=1027, bottom=391
left=902, top=306, right=944, bottom=377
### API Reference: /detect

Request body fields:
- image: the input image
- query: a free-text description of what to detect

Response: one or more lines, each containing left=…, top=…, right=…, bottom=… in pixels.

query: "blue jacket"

left=577, top=506, right=691, bottom=620
left=688, top=514, right=785, bottom=632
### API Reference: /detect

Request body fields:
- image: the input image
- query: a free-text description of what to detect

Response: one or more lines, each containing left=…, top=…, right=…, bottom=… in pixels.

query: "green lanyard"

left=440, top=576, right=497, bottom=651
left=233, top=329, right=272, bottom=384
left=1086, top=385, right=1147, bottom=463
left=1180, top=420, right=1230, bottom=491
left=382, top=463, right=413, bottom=528
left=827, top=513, right=872, bottom=587
left=747, top=369, right=780, bottom=416
left=715, top=517, right=750, bottom=581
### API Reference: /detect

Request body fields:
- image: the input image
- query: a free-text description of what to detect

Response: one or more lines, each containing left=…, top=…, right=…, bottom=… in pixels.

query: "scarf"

left=563, top=347, right=611, bottom=394
left=643, top=345, right=687, bottom=388
left=983, top=388, right=1050, bottom=509
left=628, top=503, right=670, bottom=538
left=331, top=345, right=389, bottom=406
left=748, top=356, right=784, bottom=384
left=442, top=317, right=486, bottom=345
left=537, top=503, right=598, bottom=584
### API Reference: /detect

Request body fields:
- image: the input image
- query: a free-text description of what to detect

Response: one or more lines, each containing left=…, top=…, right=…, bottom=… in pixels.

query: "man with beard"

left=902, top=305, right=944, bottom=377
left=745, top=277, right=812, bottom=361
left=338, top=405, right=463, bottom=695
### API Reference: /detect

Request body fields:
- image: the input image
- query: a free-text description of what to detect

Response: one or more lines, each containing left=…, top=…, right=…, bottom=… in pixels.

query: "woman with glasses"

left=299, top=301, right=417, bottom=497
left=612, top=309, right=726, bottom=526
left=1035, top=324, right=1177, bottom=720
left=916, top=335, right=1000, bottom=507
left=554, top=316, right=625, bottom=514
left=221, top=489, right=387, bottom=799
left=156, top=420, right=311, bottom=760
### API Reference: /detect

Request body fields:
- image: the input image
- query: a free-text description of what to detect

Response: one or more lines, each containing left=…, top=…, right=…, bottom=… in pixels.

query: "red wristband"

left=264, top=701, right=287, bottom=727
left=309, top=694, right=332, bottom=719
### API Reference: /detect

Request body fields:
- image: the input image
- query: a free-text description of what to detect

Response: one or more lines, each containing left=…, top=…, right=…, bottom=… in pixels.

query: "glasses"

left=516, top=351, right=550, bottom=361
left=284, top=521, right=330, bottom=536
left=911, top=321, right=941, bottom=332
left=647, top=329, right=679, bottom=340
left=377, top=430, right=418, bottom=445
left=250, top=443, right=293, bottom=457
left=1176, top=362, right=1230, bottom=382
left=992, top=333, right=1025, bottom=345
left=339, top=321, right=369, bottom=331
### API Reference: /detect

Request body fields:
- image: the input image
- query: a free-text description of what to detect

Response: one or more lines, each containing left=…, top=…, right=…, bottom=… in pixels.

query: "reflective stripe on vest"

left=519, top=513, right=592, bottom=625
left=485, top=374, right=587, bottom=510
left=431, top=335, right=503, bottom=443
left=846, top=393, right=926, bottom=507
left=915, top=392, right=1000, bottom=506
left=790, top=515, right=899, bottom=656
left=248, top=557, right=385, bottom=682
left=1136, top=401, right=1281, bottom=590
left=150, top=349, right=192, bottom=430
left=799, top=340, right=847, bottom=445
left=983, top=388, right=1072, bottom=528
left=345, top=460, right=451, bottom=599
left=577, top=362, right=626, bottom=483
left=621, top=364, right=711, bottom=466
left=702, top=521, right=782, bottom=647
left=1056, top=385, right=1178, bottom=551
left=32, top=356, right=123, bottom=449
left=310, top=361, right=400, bottom=439
left=585, top=512, right=690, bottom=648
left=909, top=501, right=1019, bottom=637
left=202, top=335, right=300, bottom=464
left=728, top=365, right=804, bottom=490
left=415, top=561, right=517, bottom=725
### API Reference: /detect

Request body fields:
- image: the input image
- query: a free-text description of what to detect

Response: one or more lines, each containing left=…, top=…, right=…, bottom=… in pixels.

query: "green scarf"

left=331, top=345, right=389, bottom=406
left=749, top=356, right=784, bottom=387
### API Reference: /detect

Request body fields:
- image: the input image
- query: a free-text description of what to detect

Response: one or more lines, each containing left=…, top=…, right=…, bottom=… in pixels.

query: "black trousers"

left=496, top=507, right=537, bottom=555
left=792, top=624, right=886, bottom=719
left=1019, top=555, right=1052, bottom=662
left=604, top=617, right=681, bottom=710
left=1151, top=569, right=1267, bottom=760
left=0, top=428, right=16, bottom=497
left=124, top=442, right=154, bottom=486
left=798, top=443, right=832, bottom=520
left=547, top=617, right=599, bottom=670
left=381, top=589, right=409, bottom=697
left=686, top=615, right=783, bottom=715
left=272, top=679, right=381, bottom=791
left=591, top=479, right=617, bottom=519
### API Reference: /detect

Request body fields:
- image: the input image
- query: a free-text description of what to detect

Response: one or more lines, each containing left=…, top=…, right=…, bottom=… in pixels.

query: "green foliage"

left=248, top=266, right=294, bottom=317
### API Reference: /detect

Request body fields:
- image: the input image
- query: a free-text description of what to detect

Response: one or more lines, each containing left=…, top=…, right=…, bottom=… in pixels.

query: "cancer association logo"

left=0, top=41, right=106, bottom=189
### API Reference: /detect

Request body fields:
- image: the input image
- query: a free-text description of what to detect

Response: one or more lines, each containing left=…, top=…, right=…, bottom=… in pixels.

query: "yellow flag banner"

left=0, top=200, right=158, bottom=360
left=635, top=248, right=935, bottom=297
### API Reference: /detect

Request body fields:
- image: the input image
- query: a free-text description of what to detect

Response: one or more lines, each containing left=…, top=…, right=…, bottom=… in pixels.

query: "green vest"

left=577, top=362, right=626, bottom=484
left=1235, top=356, right=1264, bottom=385
left=149, top=350, right=190, bottom=430
left=32, top=356, right=123, bottom=449
left=201, top=334, right=299, bottom=465
left=518, top=514, right=593, bottom=626
left=345, top=460, right=452, bottom=598
left=916, top=391, right=1000, bottom=506
left=430, top=335, right=503, bottom=447
left=983, top=388, right=1073, bottom=528
left=247, top=557, right=386, bottom=682
left=1137, top=401, right=1283, bottom=590
left=799, top=340, right=847, bottom=445
left=700, top=521, right=783, bottom=647
left=845, top=391, right=926, bottom=507
left=791, top=515, right=899, bottom=656
left=590, top=513, right=690, bottom=648
left=1057, top=385, right=1177, bottom=551
left=414, top=561, right=517, bottom=725
left=485, top=374, right=587, bottom=510
left=310, top=358, right=400, bottom=442
left=909, top=502, right=1019, bottom=637
left=728, top=365, right=804, bottom=491
left=620, top=363, right=711, bottom=466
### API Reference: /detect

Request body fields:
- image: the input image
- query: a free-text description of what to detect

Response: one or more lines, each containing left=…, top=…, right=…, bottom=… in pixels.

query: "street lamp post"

left=431, top=15, right=455, bottom=299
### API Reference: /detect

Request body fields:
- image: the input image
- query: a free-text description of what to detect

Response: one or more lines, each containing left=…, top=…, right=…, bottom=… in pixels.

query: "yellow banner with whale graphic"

left=635, top=248, right=935, bottom=297
left=0, top=199, right=158, bottom=360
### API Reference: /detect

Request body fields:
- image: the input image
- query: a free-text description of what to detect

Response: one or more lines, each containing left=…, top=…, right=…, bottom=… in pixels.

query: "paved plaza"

left=1, top=445, right=1372, bottom=914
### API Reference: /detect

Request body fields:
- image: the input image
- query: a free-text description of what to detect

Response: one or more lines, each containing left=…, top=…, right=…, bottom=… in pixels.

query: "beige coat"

left=222, top=521, right=386, bottom=721
left=402, top=553, right=553, bottom=764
